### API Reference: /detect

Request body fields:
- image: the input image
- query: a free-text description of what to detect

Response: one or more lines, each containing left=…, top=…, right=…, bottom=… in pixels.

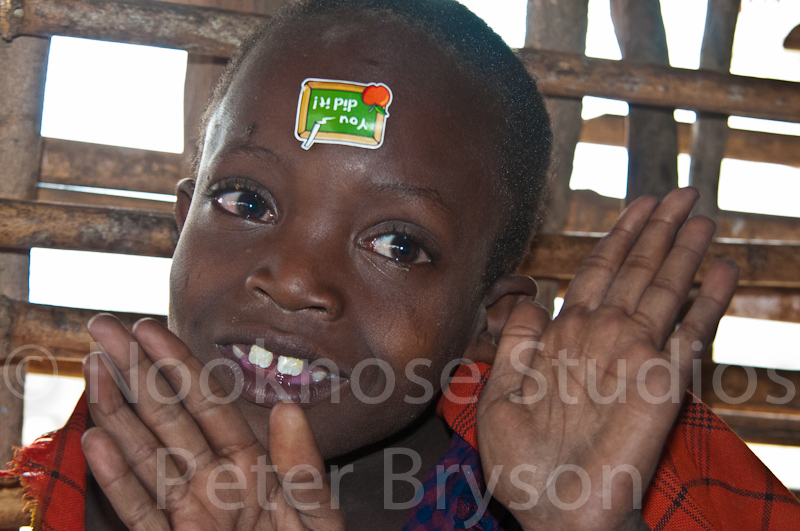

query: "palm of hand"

left=477, top=189, right=738, bottom=530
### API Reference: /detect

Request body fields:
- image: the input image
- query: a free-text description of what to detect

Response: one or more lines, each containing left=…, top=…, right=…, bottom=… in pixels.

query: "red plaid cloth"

left=1, top=393, right=87, bottom=530
left=436, top=362, right=800, bottom=530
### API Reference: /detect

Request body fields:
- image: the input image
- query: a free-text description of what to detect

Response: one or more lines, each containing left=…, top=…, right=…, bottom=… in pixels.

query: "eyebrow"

left=220, top=143, right=282, bottom=164
left=371, top=181, right=455, bottom=218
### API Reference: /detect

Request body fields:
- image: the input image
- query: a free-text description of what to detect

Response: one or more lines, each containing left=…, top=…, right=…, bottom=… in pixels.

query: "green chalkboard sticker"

left=295, top=78, right=393, bottom=150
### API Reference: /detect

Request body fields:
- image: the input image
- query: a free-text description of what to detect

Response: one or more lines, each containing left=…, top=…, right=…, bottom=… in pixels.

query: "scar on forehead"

left=244, top=123, right=256, bottom=137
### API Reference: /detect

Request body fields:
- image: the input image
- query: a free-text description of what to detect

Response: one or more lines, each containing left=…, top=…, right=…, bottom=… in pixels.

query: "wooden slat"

left=518, top=48, right=800, bottom=123
left=0, top=198, right=797, bottom=287
left=713, top=408, right=800, bottom=446
left=727, top=288, right=800, bottom=323
left=0, top=483, right=27, bottom=529
left=0, top=198, right=177, bottom=257
left=40, top=137, right=183, bottom=195
left=610, top=0, right=678, bottom=201
left=520, top=234, right=800, bottom=288
left=564, top=188, right=800, bottom=243
left=5, top=298, right=163, bottom=362
left=36, top=117, right=800, bottom=203
left=37, top=186, right=175, bottom=213
left=3, top=0, right=262, bottom=56
left=4, top=0, right=799, bottom=122
left=784, top=24, right=800, bottom=51
left=688, top=0, right=739, bottom=220
left=525, top=0, right=588, bottom=313
left=581, top=114, right=800, bottom=168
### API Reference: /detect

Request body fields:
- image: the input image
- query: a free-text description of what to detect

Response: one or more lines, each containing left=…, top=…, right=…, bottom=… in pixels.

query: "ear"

left=175, top=178, right=196, bottom=232
left=462, top=274, right=538, bottom=365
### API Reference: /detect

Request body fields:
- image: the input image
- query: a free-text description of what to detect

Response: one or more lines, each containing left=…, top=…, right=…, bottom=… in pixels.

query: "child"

left=8, top=0, right=800, bottom=529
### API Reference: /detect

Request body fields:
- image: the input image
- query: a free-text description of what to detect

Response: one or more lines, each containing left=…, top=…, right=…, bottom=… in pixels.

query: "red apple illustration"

left=362, top=84, right=392, bottom=112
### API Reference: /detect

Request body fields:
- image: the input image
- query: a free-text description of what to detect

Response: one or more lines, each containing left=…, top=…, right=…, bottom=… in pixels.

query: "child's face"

left=169, top=17, right=508, bottom=458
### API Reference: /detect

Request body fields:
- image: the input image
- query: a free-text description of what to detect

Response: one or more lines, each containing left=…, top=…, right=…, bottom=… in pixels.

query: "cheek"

left=169, top=222, right=243, bottom=332
left=362, top=280, right=479, bottom=398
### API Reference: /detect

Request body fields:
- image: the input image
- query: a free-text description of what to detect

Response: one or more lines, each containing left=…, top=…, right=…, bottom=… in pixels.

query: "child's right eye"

left=214, top=189, right=275, bottom=222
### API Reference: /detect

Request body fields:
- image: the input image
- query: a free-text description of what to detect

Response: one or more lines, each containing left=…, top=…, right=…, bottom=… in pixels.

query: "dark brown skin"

left=80, top=13, right=739, bottom=531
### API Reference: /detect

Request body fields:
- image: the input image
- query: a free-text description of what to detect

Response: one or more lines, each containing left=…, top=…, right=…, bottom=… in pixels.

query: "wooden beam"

left=37, top=186, right=175, bottom=213
left=713, top=408, right=800, bottom=446
left=0, top=483, right=27, bottom=529
left=784, top=24, right=800, bottom=51
left=0, top=198, right=177, bottom=257
left=688, top=0, right=739, bottom=220
left=520, top=234, right=800, bottom=288
left=518, top=49, right=800, bottom=123
left=727, top=288, right=800, bottom=323
left=698, top=358, right=800, bottom=446
left=580, top=115, right=800, bottom=168
left=3, top=0, right=798, bottom=122
left=0, top=198, right=796, bottom=287
left=5, top=298, right=164, bottom=362
left=564, top=187, right=800, bottom=243
left=3, top=0, right=262, bottom=56
left=0, top=24, right=49, bottom=477
left=526, top=0, right=588, bottom=314
left=40, top=137, right=182, bottom=195
left=610, top=0, right=678, bottom=201
left=36, top=119, right=799, bottom=202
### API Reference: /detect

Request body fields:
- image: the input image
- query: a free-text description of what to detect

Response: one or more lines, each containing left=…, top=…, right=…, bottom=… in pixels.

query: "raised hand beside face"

left=82, top=314, right=344, bottom=531
left=477, top=188, right=739, bottom=530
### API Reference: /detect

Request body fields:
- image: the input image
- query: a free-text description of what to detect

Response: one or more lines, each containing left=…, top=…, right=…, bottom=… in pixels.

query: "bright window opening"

left=41, top=36, right=187, bottom=153
left=29, top=248, right=171, bottom=316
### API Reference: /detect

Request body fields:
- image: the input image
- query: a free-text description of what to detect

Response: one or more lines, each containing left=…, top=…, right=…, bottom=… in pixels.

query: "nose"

left=244, top=236, right=345, bottom=320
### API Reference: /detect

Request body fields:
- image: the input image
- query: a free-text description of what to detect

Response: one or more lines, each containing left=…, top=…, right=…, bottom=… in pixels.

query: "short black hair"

left=197, top=0, right=552, bottom=285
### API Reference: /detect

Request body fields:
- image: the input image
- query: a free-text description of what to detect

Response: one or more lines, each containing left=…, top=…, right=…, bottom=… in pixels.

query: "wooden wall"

left=1, top=0, right=799, bottom=524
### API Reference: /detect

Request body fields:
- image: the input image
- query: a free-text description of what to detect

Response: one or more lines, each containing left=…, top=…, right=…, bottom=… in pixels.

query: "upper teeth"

left=248, top=345, right=274, bottom=369
left=277, top=355, right=303, bottom=376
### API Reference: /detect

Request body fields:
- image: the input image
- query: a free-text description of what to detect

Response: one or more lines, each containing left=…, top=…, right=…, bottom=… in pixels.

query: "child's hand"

left=82, top=315, right=344, bottom=531
left=477, top=188, right=738, bottom=530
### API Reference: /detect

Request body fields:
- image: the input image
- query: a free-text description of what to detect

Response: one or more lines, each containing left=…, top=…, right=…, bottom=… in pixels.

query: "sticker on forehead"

left=295, top=78, right=393, bottom=150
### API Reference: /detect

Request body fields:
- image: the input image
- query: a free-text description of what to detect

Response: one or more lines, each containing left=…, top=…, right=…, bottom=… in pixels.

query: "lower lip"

left=214, top=345, right=348, bottom=408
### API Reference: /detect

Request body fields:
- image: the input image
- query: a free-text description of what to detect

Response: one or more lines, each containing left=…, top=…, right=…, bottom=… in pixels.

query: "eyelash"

left=363, top=223, right=437, bottom=266
left=207, top=177, right=276, bottom=222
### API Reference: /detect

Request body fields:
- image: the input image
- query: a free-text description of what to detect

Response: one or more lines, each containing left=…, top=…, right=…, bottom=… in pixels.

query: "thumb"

left=269, top=402, right=344, bottom=531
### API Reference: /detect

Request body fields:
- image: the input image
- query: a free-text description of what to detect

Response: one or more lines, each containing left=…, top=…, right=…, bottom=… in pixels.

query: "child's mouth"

left=216, top=343, right=348, bottom=407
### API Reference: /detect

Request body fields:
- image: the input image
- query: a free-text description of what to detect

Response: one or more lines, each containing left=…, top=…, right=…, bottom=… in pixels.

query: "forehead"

left=196, top=13, right=510, bottom=269
left=211, top=14, right=502, bottom=179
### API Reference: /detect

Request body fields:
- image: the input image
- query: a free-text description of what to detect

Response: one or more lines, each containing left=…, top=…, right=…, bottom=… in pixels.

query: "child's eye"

left=368, top=234, right=430, bottom=264
left=215, top=189, right=274, bottom=222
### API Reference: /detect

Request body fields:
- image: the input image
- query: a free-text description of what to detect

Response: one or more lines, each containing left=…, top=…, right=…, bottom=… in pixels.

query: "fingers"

left=129, top=318, right=263, bottom=462
left=562, top=194, right=660, bottom=311
left=603, top=188, right=701, bottom=314
left=87, top=314, right=215, bottom=468
left=83, top=350, right=189, bottom=503
left=82, top=427, right=171, bottom=531
left=631, top=215, right=716, bottom=345
left=487, top=298, right=551, bottom=392
left=269, top=403, right=345, bottom=531
left=563, top=188, right=700, bottom=313
left=668, top=258, right=739, bottom=372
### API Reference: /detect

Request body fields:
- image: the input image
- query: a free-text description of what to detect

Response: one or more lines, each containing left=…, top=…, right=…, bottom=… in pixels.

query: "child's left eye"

left=215, top=190, right=274, bottom=222
left=368, top=234, right=430, bottom=264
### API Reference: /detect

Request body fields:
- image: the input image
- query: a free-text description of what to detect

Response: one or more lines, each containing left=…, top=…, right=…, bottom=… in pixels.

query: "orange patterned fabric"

left=440, top=362, right=800, bottom=530
left=1, top=394, right=88, bottom=531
